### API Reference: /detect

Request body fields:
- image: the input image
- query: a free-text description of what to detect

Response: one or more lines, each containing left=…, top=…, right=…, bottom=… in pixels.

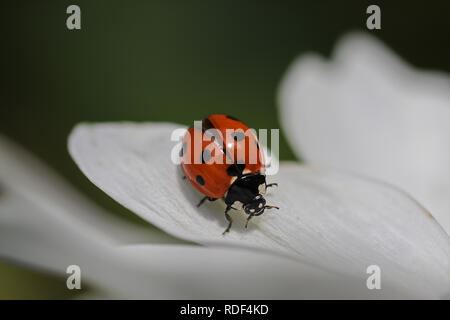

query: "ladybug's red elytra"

left=180, top=114, right=278, bottom=234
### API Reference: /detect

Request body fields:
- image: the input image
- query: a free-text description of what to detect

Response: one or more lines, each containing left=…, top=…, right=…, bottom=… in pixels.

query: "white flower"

left=0, top=134, right=380, bottom=299
left=0, top=134, right=393, bottom=299
left=278, top=32, right=450, bottom=235
left=1, top=32, right=449, bottom=299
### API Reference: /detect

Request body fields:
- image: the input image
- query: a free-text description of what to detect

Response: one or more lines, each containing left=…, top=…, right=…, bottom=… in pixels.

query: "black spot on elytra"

left=226, top=115, right=240, bottom=121
left=196, top=175, right=205, bottom=186
left=226, top=163, right=246, bottom=176
left=231, top=131, right=245, bottom=142
left=202, top=118, right=215, bottom=132
left=179, top=142, right=187, bottom=157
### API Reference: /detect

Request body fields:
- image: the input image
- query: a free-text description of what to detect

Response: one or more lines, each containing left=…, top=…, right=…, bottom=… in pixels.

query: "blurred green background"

left=1, top=0, right=449, bottom=299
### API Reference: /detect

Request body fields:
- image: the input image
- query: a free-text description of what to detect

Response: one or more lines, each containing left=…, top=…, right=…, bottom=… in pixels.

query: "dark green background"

left=1, top=0, right=449, bottom=298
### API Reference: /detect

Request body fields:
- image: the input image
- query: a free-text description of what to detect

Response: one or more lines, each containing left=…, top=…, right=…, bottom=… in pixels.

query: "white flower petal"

left=110, top=244, right=407, bottom=299
left=0, top=134, right=178, bottom=246
left=278, top=32, right=450, bottom=235
left=3, top=188, right=380, bottom=299
left=0, top=134, right=380, bottom=299
left=0, top=187, right=110, bottom=281
left=69, top=122, right=450, bottom=298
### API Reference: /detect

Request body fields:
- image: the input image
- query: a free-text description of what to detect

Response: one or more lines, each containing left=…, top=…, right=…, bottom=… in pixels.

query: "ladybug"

left=180, top=114, right=278, bottom=234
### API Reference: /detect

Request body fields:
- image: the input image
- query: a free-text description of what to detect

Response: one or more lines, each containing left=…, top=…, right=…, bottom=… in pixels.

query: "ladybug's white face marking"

left=243, top=169, right=251, bottom=175
left=258, top=183, right=266, bottom=194
left=233, top=201, right=243, bottom=210
left=230, top=176, right=237, bottom=185
left=258, top=203, right=263, bottom=208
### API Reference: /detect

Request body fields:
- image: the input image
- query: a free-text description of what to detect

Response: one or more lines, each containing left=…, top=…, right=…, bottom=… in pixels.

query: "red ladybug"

left=180, top=114, right=278, bottom=234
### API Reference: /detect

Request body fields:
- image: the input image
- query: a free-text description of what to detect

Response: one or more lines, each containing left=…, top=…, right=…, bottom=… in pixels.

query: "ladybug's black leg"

left=224, top=204, right=238, bottom=213
left=197, top=196, right=217, bottom=207
left=264, top=182, right=278, bottom=194
left=223, top=211, right=233, bottom=235
left=245, top=214, right=254, bottom=229
left=197, top=196, right=208, bottom=207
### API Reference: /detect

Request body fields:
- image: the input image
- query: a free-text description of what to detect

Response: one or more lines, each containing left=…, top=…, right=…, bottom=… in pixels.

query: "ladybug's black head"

left=243, top=194, right=266, bottom=216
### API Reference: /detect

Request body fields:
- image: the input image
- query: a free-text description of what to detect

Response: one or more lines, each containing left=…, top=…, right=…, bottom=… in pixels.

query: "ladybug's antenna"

left=264, top=205, right=279, bottom=210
